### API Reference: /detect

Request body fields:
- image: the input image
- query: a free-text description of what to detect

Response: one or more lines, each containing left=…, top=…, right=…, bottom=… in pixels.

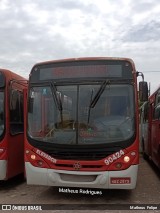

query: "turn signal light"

left=37, top=160, right=43, bottom=167
left=115, top=163, right=122, bottom=169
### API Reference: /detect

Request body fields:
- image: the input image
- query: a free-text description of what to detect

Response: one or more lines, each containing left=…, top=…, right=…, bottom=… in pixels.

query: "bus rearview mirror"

left=139, top=81, right=148, bottom=102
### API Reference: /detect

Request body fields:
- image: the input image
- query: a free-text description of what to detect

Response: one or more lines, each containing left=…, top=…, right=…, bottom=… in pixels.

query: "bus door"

left=7, top=81, right=27, bottom=178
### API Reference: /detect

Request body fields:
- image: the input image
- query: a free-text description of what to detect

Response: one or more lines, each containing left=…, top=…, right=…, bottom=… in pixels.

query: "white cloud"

left=0, top=0, right=10, bottom=11
left=22, top=3, right=50, bottom=25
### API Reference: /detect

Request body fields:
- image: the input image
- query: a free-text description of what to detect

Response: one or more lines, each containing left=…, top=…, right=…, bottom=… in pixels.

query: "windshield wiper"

left=51, top=83, right=63, bottom=125
left=87, top=89, right=94, bottom=124
left=87, top=80, right=110, bottom=124
left=51, top=83, right=62, bottom=111
left=90, top=80, right=110, bottom=108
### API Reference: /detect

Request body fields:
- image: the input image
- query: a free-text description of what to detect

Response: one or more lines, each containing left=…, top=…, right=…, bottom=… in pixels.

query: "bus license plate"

left=110, top=177, right=131, bottom=184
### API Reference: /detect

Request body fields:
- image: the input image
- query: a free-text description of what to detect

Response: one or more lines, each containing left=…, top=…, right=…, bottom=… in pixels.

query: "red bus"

left=25, top=57, right=147, bottom=189
left=0, top=69, right=27, bottom=180
left=140, top=86, right=160, bottom=169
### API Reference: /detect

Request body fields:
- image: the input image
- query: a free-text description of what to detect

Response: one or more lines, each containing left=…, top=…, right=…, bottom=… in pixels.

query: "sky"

left=0, top=0, right=160, bottom=93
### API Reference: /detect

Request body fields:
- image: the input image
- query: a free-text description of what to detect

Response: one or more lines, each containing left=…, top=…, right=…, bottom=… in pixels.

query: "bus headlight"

left=124, top=156, right=130, bottom=163
left=31, top=154, right=36, bottom=160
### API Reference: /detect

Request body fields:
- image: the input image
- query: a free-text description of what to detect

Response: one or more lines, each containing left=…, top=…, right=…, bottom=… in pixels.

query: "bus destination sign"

left=39, top=64, right=122, bottom=80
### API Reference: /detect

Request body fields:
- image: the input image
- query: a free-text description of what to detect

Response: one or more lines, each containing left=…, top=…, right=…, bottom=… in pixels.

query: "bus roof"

left=29, top=57, right=136, bottom=82
left=31, top=57, right=136, bottom=70
left=0, top=69, right=26, bottom=81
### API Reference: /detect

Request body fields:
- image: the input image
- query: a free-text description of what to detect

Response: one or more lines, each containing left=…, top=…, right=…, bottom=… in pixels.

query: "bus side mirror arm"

left=136, top=72, right=144, bottom=81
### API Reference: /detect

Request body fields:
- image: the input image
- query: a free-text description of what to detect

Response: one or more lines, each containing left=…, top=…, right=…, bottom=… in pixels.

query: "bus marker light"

left=124, top=156, right=130, bottom=163
left=31, top=154, right=36, bottom=160
left=0, top=149, right=4, bottom=153
left=131, top=151, right=136, bottom=156
left=26, top=150, right=30, bottom=154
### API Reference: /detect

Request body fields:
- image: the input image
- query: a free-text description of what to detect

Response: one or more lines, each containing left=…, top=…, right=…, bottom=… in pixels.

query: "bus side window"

left=10, top=89, right=24, bottom=135
left=153, top=90, right=160, bottom=120
left=155, top=90, right=160, bottom=105
left=154, top=104, right=160, bottom=120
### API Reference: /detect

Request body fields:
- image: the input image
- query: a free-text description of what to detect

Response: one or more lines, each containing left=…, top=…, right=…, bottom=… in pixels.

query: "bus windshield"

left=0, top=91, right=4, bottom=137
left=28, top=83, right=135, bottom=145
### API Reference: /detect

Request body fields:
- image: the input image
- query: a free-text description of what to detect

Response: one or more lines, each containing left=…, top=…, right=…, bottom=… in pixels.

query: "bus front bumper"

left=25, top=162, right=138, bottom=189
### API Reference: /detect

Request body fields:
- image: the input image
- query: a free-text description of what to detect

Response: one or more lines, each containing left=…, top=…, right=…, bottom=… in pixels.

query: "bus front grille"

left=45, top=146, right=121, bottom=161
